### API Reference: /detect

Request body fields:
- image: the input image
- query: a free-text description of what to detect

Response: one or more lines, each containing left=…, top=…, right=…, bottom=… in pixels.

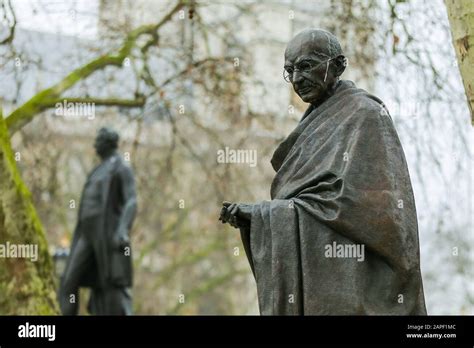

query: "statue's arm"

left=116, top=166, right=137, bottom=245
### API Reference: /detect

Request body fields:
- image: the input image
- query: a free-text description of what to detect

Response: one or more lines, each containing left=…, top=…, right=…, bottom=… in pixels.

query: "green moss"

left=5, top=2, right=185, bottom=134
left=0, top=113, right=59, bottom=314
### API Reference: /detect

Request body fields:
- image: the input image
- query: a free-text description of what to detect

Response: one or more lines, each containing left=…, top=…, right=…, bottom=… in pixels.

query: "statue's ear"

left=332, top=55, right=347, bottom=77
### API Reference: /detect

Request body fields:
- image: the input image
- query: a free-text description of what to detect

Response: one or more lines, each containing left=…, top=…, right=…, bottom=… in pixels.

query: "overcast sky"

left=13, top=0, right=99, bottom=38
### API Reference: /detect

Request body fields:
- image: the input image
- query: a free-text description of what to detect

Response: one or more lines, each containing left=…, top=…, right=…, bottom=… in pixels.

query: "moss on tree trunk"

left=0, top=111, right=58, bottom=314
left=0, top=2, right=186, bottom=314
left=445, top=0, right=474, bottom=123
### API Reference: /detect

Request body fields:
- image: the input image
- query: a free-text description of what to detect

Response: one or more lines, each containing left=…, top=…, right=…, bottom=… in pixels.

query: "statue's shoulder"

left=114, top=156, right=135, bottom=181
left=339, top=81, right=389, bottom=122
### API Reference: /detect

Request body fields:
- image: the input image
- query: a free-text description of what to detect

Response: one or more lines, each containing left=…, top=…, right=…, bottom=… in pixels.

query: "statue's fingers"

left=219, top=212, right=227, bottom=223
left=229, top=204, right=239, bottom=217
left=229, top=205, right=241, bottom=227
left=224, top=203, right=236, bottom=221
left=219, top=206, right=227, bottom=220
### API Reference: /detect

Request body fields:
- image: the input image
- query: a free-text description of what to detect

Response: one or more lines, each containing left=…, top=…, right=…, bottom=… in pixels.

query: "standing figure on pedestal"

left=60, top=127, right=137, bottom=315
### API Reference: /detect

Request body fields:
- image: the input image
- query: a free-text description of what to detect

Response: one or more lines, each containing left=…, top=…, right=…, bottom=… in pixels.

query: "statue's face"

left=284, top=34, right=337, bottom=104
left=94, top=134, right=114, bottom=158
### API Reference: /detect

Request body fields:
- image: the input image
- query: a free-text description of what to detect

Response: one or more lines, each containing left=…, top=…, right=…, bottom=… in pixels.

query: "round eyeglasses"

left=283, top=57, right=334, bottom=83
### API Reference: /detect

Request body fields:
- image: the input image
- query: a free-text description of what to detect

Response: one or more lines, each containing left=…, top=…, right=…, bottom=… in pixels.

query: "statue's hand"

left=113, top=227, right=130, bottom=250
left=219, top=201, right=252, bottom=229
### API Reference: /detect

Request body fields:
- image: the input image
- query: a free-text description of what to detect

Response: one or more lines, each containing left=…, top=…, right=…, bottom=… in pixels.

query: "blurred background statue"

left=59, top=127, right=137, bottom=315
left=220, top=29, right=427, bottom=315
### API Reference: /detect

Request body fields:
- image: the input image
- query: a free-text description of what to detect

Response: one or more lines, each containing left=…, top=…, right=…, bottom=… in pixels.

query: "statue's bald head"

left=284, top=29, right=347, bottom=105
left=285, top=29, right=343, bottom=62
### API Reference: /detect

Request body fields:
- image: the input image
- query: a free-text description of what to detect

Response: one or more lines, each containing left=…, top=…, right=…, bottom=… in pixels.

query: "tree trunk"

left=0, top=109, right=58, bottom=314
left=445, top=0, right=474, bottom=124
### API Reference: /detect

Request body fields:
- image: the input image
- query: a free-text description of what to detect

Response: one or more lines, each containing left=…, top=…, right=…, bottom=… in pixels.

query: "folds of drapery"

left=240, top=80, right=427, bottom=315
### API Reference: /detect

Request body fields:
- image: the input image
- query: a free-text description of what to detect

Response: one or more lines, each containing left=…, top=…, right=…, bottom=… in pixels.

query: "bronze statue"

left=220, top=29, right=427, bottom=315
left=59, top=127, right=137, bottom=315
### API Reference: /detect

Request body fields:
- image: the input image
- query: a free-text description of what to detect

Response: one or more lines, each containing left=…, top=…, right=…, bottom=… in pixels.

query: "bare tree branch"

left=0, top=0, right=16, bottom=45
left=5, top=0, right=185, bottom=134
